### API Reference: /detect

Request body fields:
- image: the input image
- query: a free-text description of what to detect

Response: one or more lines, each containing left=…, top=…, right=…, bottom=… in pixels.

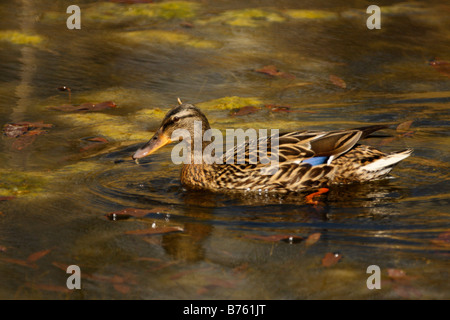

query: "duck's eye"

left=172, top=116, right=180, bottom=122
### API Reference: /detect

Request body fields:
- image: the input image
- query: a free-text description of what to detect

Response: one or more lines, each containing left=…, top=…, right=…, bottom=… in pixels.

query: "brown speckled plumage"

left=133, top=103, right=413, bottom=192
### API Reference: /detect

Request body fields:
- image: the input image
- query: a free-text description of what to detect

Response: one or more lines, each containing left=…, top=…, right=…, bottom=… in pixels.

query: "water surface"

left=0, top=0, right=449, bottom=299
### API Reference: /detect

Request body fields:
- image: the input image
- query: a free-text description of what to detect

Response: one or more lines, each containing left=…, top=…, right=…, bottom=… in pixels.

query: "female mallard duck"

left=132, top=103, right=412, bottom=192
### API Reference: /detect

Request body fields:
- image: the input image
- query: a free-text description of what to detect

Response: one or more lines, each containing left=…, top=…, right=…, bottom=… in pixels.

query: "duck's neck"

left=182, top=120, right=214, bottom=165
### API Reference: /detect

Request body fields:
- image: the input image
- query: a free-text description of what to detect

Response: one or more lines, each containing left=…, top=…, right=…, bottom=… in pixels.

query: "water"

left=0, top=0, right=449, bottom=299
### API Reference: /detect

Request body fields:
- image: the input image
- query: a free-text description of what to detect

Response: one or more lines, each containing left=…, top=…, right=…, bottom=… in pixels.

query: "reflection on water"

left=0, top=0, right=449, bottom=299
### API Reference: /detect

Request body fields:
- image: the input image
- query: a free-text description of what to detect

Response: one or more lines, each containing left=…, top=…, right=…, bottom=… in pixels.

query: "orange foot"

left=305, top=188, right=329, bottom=205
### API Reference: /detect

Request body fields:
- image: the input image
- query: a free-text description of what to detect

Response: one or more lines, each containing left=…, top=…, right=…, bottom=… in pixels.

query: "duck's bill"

left=132, top=131, right=172, bottom=160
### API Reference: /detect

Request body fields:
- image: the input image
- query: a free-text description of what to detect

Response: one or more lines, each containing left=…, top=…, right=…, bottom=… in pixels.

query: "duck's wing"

left=222, top=126, right=388, bottom=166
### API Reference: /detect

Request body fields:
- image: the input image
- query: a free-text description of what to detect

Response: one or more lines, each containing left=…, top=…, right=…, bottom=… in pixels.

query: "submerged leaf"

left=396, top=120, right=414, bottom=134
left=430, top=232, right=450, bottom=248
left=429, top=58, right=450, bottom=77
left=79, top=136, right=109, bottom=152
left=0, top=196, right=16, bottom=201
left=329, top=74, right=347, bottom=89
left=304, top=232, right=321, bottom=246
left=321, top=252, right=342, bottom=267
left=3, top=124, right=29, bottom=138
left=255, top=65, right=295, bottom=79
left=230, top=105, right=261, bottom=116
left=27, top=249, right=51, bottom=263
left=12, top=135, right=37, bottom=151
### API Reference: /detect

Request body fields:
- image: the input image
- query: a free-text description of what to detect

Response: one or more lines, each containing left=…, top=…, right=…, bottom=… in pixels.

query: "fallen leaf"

left=430, top=231, right=450, bottom=248
left=230, top=105, right=261, bottom=116
left=12, top=135, right=37, bottom=150
left=27, top=249, right=51, bottom=263
left=396, top=120, right=413, bottom=133
left=48, top=101, right=117, bottom=112
left=255, top=65, right=295, bottom=79
left=2, top=123, right=29, bottom=138
left=86, top=137, right=108, bottom=143
left=265, top=104, right=293, bottom=113
left=386, top=268, right=421, bottom=298
left=378, top=136, right=397, bottom=147
left=79, top=136, right=109, bottom=152
left=105, top=207, right=168, bottom=220
left=113, top=283, right=131, bottom=294
left=387, top=268, right=407, bottom=279
left=321, top=252, right=342, bottom=267
left=0, top=196, right=16, bottom=201
left=304, top=232, right=321, bottom=246
left=180, top=21, right=194, bottom=28
left=329, top=74, right=347, bottom=89
left=3, top=122, right=52, bottom=150
left=125, top=226, right=183, bottom=235
left=429, top=58, right=450, bottom=77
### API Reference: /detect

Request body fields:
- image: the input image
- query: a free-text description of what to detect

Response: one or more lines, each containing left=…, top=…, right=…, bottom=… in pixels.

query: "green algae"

left=123, top=1, right=199, bottom=20
left=199, top=8, right=285, bottom=27
left=0, top=171, right=48, bottom=197
left=283, top=9, right=338, bottom=20
left=56, top=112, right=152, bottom=142
left=197, top=96, right=263, bottom=110
left=119, top=29, right=222, bottom=49
left=42, top=1, right=199, bottom=26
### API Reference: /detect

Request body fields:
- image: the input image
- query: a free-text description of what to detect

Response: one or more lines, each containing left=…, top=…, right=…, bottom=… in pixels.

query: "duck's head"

left=132, top=102, right=210, bottom=160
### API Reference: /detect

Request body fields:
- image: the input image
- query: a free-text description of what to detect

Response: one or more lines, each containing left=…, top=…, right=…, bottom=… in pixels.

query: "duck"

left=132, top=102, right=413, bottom=192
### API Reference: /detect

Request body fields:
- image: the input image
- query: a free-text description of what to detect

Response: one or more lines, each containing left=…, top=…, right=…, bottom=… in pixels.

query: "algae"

left=42, top=1, right=199, bottom=25
left=199, top=8, right=285, bottom=27
left=119, top=30, right=221, bottom=49
left=0, top=171, right=48, bottom=197
left=197, top=96, right=263, bottom=110
left=283, top=9, right=338, bottom=20
left=123, top=1, right=199, bottom=20
left=0, top=30, right=44, bottom=46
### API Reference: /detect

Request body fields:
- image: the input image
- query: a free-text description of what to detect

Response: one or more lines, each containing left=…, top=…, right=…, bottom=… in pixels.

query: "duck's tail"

left=331, top=147, right=413, bottom=183
left=360, top=148, right=413, bottom=175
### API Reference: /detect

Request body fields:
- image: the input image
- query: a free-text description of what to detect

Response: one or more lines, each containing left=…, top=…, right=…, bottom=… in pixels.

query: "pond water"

left=0, top=0, right=449, bottom=299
